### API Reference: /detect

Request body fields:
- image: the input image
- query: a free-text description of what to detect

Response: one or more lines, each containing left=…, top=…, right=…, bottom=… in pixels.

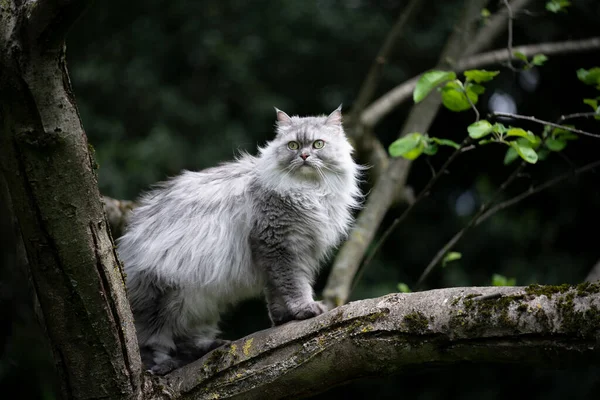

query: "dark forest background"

left=1, top=0, right=599, bottom=398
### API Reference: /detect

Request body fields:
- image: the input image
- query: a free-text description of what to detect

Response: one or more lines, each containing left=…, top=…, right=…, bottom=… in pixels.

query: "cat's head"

left=258, top=106, right=357, bottom=186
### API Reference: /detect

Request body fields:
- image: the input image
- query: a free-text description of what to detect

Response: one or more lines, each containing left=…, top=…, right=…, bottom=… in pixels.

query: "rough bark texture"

left=155, top=285, right=600, bottom=400
left=0, top=1, right=142, bottom=399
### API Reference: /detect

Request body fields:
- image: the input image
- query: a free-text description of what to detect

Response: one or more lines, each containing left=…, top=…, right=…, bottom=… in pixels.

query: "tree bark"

left=0, top=1, right=142, bottom=399
left=157, top=285, right=600, bottom=400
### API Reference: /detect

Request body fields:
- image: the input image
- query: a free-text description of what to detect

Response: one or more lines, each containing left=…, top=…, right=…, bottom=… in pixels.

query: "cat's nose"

left=300, top=152, right=310, bottom=160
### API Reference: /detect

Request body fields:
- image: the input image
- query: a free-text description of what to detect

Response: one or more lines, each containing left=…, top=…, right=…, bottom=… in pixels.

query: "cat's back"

left=118, top=153, right=259, bottom=286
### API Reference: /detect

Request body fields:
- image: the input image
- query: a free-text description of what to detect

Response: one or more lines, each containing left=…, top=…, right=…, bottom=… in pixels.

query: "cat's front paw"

left=148, top=359, right=181, bottom=376
left=292, top=301, right=327, bottom=321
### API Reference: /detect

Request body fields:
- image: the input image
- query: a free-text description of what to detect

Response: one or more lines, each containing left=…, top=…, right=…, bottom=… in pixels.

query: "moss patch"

left=403, top=311, right=430, bottom=334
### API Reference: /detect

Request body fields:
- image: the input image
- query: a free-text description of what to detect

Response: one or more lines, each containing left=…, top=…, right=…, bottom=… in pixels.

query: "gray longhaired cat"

left=117, top=106, right=362, bottom=375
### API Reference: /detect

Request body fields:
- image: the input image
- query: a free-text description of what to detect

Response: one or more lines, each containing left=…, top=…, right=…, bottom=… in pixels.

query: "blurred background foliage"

left=2, top=0, right=600, bottom=398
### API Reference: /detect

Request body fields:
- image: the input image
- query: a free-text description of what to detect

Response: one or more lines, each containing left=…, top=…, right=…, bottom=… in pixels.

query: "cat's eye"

left=313, top=140, right=325, bottom=149
left=287, top=141, right=300, bottom=150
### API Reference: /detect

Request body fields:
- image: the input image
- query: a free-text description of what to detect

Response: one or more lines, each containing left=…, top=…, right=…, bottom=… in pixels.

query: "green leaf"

left=478, top=139, right=495, bottom=145
left=430, top=137, right=460, bottom=149
left=492, top=123, right=508, bottom=134
left=554, top=130, right=578, bottom=141
left=467, top=83, right=486, bottom=95
left=481, top=8, right=490, bottom=18
left=546, top=138, right=567, bottom=151
left=403, top=144, right=425, bottom=160
left=397, top=283, right=411, bottom=293
left=503, top=147, right=519, bottom=165
left=492, top=273, right=516, bottom=286
left=423, top=142, right=438, bottom=155
left=442, top=252, right=462, bottom=267
left=513, top=51, right=528, bottom=62
left=441, top=80, right=477, bottom=112
left=464, top=69, right=499, bottom=83
left=551, top=125, right=578, bottom=141
left=413, top=70, right=457, bottom=103
left=467, top=120, right=493, bottom=139
left=510, top=141, right=538, bottom=164
left=577, top=67, right=600, bottom=86
left=389, top=133, right=423, bottom=157
left=546, top=0, right=571, bottom=13
left=532, top=54, right=548, bottom=66
left=506, top=128, right=539, bottom=144
left=537, top=148, right=551, bottom=161
left=583, top=98, right=599, bottom=112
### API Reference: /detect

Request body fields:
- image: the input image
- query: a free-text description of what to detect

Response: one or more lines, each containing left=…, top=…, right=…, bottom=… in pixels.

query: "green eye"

left=313, top=140, right=325, bottom=149
left=287, top=141, right=300, bottom=150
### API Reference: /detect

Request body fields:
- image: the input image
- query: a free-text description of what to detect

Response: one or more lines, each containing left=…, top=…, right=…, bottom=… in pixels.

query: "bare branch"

left=476, top=159, right=600, bottom=225
left=416, top=162, right=527, bottom=287
left=350, top=0, right=425, bottom=116
left=157, top=285, right=600, bottom=400
left=491, top=112, right=600, bottom=138
left=501, top=0, right=517, bottom=71
left=463, top=0, right=533, bottom=57
left=361, top=37, right=600, bottom=127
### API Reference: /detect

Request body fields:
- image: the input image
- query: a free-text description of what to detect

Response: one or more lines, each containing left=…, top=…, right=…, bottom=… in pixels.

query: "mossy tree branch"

left=155, top=284, right=600, bottom=400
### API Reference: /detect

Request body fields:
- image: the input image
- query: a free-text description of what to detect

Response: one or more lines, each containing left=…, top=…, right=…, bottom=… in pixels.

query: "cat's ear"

left=274, top=107, right=292, bottom=126
left=325, top=104, right=343, bottom=127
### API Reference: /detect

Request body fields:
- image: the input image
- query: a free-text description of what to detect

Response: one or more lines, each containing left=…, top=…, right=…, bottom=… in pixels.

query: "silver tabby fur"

left=117, top=107, right=362, bottom=375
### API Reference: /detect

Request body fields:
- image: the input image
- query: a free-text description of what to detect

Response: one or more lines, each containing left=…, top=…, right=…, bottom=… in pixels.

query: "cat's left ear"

left=274, top=107, right=293, bottom=126
left=325, top=104, right=343, bottom=127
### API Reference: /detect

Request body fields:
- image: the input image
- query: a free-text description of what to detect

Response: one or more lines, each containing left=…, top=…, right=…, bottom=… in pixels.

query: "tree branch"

left=476, top=159, right=600, bottom=225
left=416, top=162, right=527, bottom=287
left=491, top=112, right=600, bottom=138
left=361, top=36, right=600, bottom=128
left=156, top=285, right=600, bottom=400
left=323, top=0, right=491, bottom=308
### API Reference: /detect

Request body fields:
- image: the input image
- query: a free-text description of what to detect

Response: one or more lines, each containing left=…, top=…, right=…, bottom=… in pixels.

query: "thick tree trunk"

left=0, top=2, right=142, bottom=399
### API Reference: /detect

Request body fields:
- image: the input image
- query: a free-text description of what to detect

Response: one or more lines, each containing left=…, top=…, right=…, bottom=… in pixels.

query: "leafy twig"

left=491, top=112, right=600, bottom=138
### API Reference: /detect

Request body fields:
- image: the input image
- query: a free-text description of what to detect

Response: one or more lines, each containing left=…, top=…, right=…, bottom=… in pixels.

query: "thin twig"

left=491, top=112, right=600, bottom=138
left=351, top=137, right=473, bottom=294
left=476, top=159, right=600, bottom=225
left=463, top=86, right=480, bottom=122
left=416, top=161, right=526, bottom=288
left=501, top=0, right=517, bottom=71
left=558, top=112, right=598, bottom=123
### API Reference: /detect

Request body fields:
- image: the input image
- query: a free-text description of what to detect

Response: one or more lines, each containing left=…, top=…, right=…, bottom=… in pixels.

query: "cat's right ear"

left=274, top=107, right=292, bottom=126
